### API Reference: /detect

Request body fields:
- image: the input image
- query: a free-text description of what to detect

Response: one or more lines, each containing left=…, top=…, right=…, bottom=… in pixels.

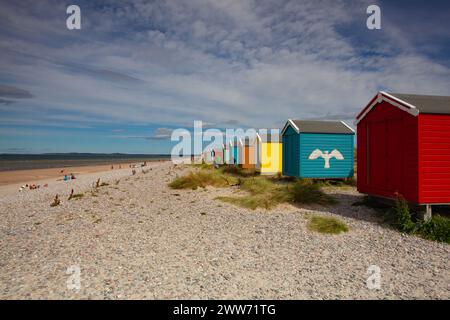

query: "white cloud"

left=0, top=0, right=449, bottom=132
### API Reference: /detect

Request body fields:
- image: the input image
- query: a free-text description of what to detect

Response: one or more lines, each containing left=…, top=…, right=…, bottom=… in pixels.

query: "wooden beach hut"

left=355, top=92, right=450, bottom=216
left=255, top=132, right=282, bottom=175
left=238, top=137, right=256, bottom=169
left=203, top=149, right=214, bottom=164
left=230, top=139, right=241, bottom=166
left=213, top=145, right=224, bottom=165
left=224, top=142, right=231, bottom=164
left=281, top=120, right=355, bottom=178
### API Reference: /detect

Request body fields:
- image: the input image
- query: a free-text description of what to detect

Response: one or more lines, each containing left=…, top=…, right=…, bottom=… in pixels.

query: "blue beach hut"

left=281, top=120, right=355, bottom=178
left=230, top=139, right=242, bottom=166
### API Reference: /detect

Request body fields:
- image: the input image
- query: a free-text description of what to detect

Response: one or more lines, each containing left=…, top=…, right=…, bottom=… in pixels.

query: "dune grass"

left=307, top=215, right=349, bottom=234
left=216, top=176, right=336, bottom=210
left=169, top=170, right=238, bottom=190
left=216, top=176, right=290, bottom=209
left=191, top=163, right=214, bottom=170
left=288, top=180, right=338, bottom=205
left=219, top=165, right=258, bottom=177
left=170, top=165, right=337, bottom=209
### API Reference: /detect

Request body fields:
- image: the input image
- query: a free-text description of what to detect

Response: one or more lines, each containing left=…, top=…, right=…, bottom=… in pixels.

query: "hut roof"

left=282, top=120, right=354, bottom=135
left=387, top=93, right=450, bottom=114
left=256, top=132, right=281, bottom=143
left=356, top=91, right=450, bottom=124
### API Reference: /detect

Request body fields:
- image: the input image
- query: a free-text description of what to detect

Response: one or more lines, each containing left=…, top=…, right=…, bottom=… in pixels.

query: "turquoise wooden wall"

left=232, top=145, right=239, bottom=166
left=299, top=133, right=354, bottom=178
left=282, top=125, right=300, bottom=176
left=282, top=127, right=354, bottom=178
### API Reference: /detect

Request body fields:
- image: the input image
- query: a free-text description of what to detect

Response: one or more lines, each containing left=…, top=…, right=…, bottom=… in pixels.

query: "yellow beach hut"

left=256, top=132, right=282, bottom=175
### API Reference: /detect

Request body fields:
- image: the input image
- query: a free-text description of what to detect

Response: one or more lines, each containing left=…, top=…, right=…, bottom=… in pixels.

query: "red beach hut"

left=355, top=92, right=450, bottom=215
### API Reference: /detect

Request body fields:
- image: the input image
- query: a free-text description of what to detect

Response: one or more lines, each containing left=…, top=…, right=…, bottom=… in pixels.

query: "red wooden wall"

left=357, top=101, right=419, bottom=203
left=418, top=114, right=450, bottom=204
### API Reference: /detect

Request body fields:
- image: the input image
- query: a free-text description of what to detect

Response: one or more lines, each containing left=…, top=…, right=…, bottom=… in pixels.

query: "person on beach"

left=70, top=173, right=76, bottom=180
left=64, top=175, right=69, bottom=181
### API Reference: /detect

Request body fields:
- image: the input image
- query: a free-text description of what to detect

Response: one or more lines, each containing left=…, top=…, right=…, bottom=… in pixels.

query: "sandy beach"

left=0, top=161, right=448, bottom=299
left=0, top=160, right=163, bottom=193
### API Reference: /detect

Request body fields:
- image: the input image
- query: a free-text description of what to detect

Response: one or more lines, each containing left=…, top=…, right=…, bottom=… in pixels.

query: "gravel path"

left=0, top=161, right=448, bottom=299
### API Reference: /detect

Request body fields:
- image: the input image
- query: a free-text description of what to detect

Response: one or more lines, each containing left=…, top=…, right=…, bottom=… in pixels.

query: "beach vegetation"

left=216, top=178, right=336, bottom=209
left=219, top=165, right=258, bottom=177
left=288, top=179, right=338, bottom=205
left=389, top=194, right=416, bottom=233
left=307, top=215, right=349, bottom=234
left=170, top=166, right=337, bottom=209
left=357, top=193, right=450, bottom=244
left=388, top=194, right=450, bottom=243
left=416, top=215, right=450, bottom=244
left=169, top=170, right=238, bottom=190
left=191, top=163, right=214, bottom=170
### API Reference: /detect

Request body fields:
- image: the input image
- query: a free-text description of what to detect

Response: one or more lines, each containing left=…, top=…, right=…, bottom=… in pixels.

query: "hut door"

left=386, top=119, right=403, bottom=193
left=368, top=121, right=387, bottom=190
left=244, top=147, right=249, bottom=167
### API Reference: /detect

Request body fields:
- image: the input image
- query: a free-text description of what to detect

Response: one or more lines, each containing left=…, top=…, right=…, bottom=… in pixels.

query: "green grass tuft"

left=389, top=194, right=416, bottom=233
left=288, top=180, right=337, bottom=205
left=307, top=215, right=349, bottom=234
left=171, top=167, right=337, bottom=210
left=191, top=163, right=214, bottom=170
left=382, top=193, right=450, bottom=244
left=216, top=177, right=336, bottom=210
left=169, top=170, right=238, bottom=190
left=416, top=215, right=450, bottom=244
left=219, top=165, right=258, bottom=177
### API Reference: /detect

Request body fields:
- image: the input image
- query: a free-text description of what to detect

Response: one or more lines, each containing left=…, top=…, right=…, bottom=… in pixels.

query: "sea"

left=0, top=153, right=171, bottom=172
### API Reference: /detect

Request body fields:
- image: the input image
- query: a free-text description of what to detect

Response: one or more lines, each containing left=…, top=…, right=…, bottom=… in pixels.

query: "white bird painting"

left=308, top=149, right=344, bottom=169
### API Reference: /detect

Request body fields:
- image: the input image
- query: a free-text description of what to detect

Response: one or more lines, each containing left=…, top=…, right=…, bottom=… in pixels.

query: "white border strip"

left=381, top=91, right=418, bottom=110
left=355, top=92, right=420, bottom=125
left=281, top=119, right=300, bottom=135
left=340, top=121, right=355, bottom=133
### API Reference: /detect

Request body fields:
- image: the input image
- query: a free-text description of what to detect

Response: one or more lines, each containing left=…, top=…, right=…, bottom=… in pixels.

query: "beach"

left=0, top=160, right=164, bottom=191
left=0, top=161, right=449, bottom=299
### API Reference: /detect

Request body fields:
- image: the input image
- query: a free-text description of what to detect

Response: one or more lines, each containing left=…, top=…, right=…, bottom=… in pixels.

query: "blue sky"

left=0, top=0, right=449, bottom=154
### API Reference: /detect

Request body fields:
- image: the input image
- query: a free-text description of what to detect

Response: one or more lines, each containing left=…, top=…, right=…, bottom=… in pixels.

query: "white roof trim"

left=256, top=132, right=261, bottom=142
left=340, top=121, right=355, bottom=133
left=381, top=91, right=418, bottom=110
left=281, top=119, right=300, bottom=135
left=355, top=92, right=420, bottom=125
